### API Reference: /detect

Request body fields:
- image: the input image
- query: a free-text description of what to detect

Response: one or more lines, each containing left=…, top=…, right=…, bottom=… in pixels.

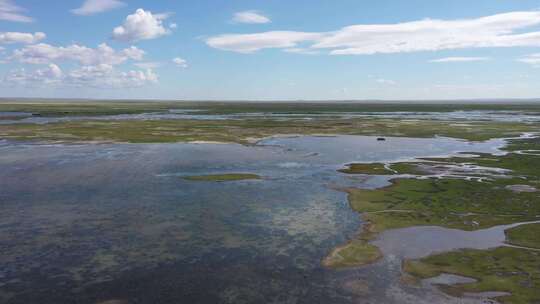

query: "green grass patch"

left=403, top=247, right=540, bottom=304
left=420, top=138, right=540, bottom=180
left=347, top=178, right=539, bottom=232
left=339, top=163, right=395, bottom=175
left=389, top=162, right=430, bottom=175
left=339, top=162, right=431, bottom=176
left=505, top=223, right=540, bottom=249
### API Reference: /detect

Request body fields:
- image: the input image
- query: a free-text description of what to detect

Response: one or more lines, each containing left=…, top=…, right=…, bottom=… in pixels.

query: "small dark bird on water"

left=377, top=137, right=386, bottom=141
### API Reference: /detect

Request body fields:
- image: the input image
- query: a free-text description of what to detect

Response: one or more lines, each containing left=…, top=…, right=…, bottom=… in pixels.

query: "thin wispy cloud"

left=232, top=11, right=270, bottom=24
left=206, top=31, right=323, bottom=53
left=72, top=0, right=126, bottom=16
left=430, top=57, right=491, bottom=63
left=517, top=53, right=540, bottom=66
left=0, top=0, right=33, bottom=22
left=376, top=78, right=397, bottom=85
left=284, top=48, right=320, bottom=55
left=206, top=11, right=540, bottom=55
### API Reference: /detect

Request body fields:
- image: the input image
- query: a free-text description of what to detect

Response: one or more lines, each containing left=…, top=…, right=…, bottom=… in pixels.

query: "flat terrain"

left=1, top=100, right=540, bottom=304
left=1, top=101, right=540, bottom=143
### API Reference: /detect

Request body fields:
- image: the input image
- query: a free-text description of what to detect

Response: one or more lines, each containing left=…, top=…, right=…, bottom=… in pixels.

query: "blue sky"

left=1, top=0, right=540, bottom=100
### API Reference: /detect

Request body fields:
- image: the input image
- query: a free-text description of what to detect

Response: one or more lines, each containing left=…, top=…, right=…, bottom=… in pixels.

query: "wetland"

left=1, top=101, right=539, bottom=304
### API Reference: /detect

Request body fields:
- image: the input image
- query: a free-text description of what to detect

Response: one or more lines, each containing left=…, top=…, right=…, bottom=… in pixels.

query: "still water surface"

left=0, top=135, right=513, bottom=303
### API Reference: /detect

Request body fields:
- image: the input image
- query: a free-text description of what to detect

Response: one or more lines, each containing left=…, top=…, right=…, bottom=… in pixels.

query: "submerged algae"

left=322, top=240, right=382, bottom=268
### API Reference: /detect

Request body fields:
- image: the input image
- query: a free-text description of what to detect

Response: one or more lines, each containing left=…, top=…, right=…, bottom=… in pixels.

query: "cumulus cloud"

left=429, top=57, right=491, bottom=63
left=517, top=53, right=540, bottom=66
left=3, top=63, right=157, bottom=88
left=0, top=0, right=33, bottom=22
left=3, top=64, right=63, bottom=86
left=11, top=43, right=144, bottom=65
left=67, top=64, right=158, bottom=88
left=0, top=32, right=45, bottom=44
left=72, top=0, right=126, bottom=16
left=232, top=10, right=270, bottom=24
left=206, top=31, right=323, bottom=53
left=206, top=11, right=540, bottom=55
left=112, top=9, right=171, bottom=42
left=172, top=57, right=187, bottom=68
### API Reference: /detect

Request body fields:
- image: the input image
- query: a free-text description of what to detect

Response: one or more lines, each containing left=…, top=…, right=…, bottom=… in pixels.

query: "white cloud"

left=376, top=78, right=397, bottom=85
left=72, top=0, right=126, bottom=16
left=172, top=57, right=187, bottom=68
left=0, top=0, right=33, bottom=22
left=3, top=63, right=157, bottom=88
left=232, top=11, right=270, bottom=24
left=67, top=64, right=158, bottom=88
left=112, top=9, right=170, bottom=42
left=206, top=31, right=323, bottom=53
left=11, top=43, right=144, bottom=65
left=3, top=64, right=63, bottom=86
left=206, top=11, right=540, bottom=55
left=134, top=61, right=161, bottom=69
left=316, top=11, right=540, bottom=55
left=429, top=57, right=491, bottom=63
left=169, top=23, right=177, bottom=29
left=517, top=53, right=540, bottom=66
left=0, top=32, right=45, bottom=44
left=283, top=48, right=319, bottom=55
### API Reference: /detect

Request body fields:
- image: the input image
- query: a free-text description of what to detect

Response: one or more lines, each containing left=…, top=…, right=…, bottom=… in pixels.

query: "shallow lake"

left=0, top=135, right=514, bottom=304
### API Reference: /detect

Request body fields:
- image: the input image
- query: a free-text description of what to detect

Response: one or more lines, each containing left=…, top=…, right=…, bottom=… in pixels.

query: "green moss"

left=505, top=223, right=540, bottom=249
left=403, top=247, right=540, bottom=304
left=183, top=173, right=261, bottom=182
left=322, top=240, right=382, bottom=268
left=339, top=163, right=395, bottom=175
